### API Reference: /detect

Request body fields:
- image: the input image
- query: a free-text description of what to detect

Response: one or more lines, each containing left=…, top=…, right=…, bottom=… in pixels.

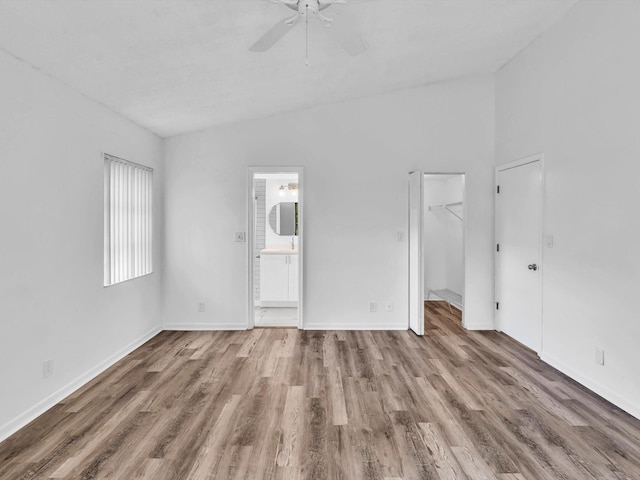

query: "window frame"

left=103, top=153, right=153, bottom=287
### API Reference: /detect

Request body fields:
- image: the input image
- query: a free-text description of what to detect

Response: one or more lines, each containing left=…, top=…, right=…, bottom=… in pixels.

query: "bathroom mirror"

left=269, top=202, right=298, bottom=236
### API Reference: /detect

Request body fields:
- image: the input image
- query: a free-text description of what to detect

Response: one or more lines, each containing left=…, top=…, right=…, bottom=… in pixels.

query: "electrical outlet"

left=386, top=302, right=393, bottom=312
left=43, top=359, right=53, bottom=378
left=369, top=302, right=377, bottom=313
left=234, top=232, right=246, bottom=242
left=198, top=302, right=206, bottom=313
left=596, top=348, right=605, bottom=366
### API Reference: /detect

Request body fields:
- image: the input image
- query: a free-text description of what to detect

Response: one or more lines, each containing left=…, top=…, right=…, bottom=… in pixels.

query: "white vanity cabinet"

left=260, top=253, right=298, bottom=306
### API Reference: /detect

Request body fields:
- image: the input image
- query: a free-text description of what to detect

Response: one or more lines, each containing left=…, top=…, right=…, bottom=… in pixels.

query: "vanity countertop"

left=261, top=247, right=298, bottom=255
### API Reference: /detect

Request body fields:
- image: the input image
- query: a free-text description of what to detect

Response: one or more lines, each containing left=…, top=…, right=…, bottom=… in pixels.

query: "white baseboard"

left=0, top=326, right=161, bottom=443
left=163, top=323, right=247, bottom=331
left=464, top=323, right=495, bottom=331
left=303, top=323, right=407, bottom=331
left=540, top=352, right=640, bottom=421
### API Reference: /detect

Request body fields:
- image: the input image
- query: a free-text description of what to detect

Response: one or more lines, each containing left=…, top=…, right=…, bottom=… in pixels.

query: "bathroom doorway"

left=248, top=167, right=303, bottom=328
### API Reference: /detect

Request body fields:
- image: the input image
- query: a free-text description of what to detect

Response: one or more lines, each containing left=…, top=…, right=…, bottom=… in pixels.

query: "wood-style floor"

left=2, top=302, right=640, bottom=479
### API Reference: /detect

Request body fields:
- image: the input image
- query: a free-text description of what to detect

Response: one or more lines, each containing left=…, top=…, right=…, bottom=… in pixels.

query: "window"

left=104, top=154, right=153, bottom=286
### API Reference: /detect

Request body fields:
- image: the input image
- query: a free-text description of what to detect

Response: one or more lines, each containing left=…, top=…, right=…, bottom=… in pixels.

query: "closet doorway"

left=248, top=167, right=304, bottom=329
left=409, top=172, right=466, bottom=335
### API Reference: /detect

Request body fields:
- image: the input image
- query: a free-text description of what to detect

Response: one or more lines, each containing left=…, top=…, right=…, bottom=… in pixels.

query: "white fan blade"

left=322, top=17, right=365, bottom=56
left=270, top=0, right=300, bottom=11
left=250, top=14, right=301, bottom=52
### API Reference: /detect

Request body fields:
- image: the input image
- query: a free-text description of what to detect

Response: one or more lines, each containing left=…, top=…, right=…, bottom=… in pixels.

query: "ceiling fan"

left=249, top=0, right=366, bottom=59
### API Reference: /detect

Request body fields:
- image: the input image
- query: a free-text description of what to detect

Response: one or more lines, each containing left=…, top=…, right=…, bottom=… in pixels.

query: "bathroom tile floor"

left=254, top=307, right=298, bottom=327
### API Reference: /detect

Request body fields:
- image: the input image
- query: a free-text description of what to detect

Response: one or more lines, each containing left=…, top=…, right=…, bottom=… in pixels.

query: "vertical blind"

left=104, top=154, right=153, bottom=286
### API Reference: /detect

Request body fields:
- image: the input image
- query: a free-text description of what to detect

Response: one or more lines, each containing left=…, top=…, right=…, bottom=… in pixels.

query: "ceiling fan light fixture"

left=249, top=0, right=365, bottom=60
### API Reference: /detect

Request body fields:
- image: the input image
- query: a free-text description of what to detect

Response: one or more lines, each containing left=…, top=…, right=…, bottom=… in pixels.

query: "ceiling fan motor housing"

left=285, top=0, right=331, bottom=15
left=251, top=0, right=363, bottom=56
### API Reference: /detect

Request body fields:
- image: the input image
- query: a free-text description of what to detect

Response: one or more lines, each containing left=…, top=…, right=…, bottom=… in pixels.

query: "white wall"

left=163, top=75, right=496, bottom=330
left=445, top=176, right=464, bottom=294
left=496, top=1, right=640, bottom=417
left=0, top=50, right=163, bottom=440
left=423, top=178, right=447, bottom=294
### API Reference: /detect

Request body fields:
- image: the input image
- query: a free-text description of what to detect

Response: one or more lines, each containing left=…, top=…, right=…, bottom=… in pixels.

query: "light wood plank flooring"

left=2, top=302, right=640, bottom=479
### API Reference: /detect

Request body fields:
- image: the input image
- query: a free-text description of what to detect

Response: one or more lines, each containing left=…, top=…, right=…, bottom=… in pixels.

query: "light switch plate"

left=43, top=359, right=53, bottom=378
left=545, top=235, right=554, bottom=248
left=234, top=232, right=246, bottom=242
left=596, top=348, right=604, bottom=365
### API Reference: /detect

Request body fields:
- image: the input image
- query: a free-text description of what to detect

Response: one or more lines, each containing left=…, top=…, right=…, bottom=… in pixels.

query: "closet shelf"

left=427, top=289, right=463, bottom=313
left=428, top=201, right=463, bottom=220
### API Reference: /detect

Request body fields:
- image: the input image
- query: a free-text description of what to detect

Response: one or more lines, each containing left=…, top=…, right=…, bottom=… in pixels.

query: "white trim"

left=494, top=153, right=545, bottom=353
left=163, top=323, right=247, bottom=331
left=495, top=153, right=542, bottom=172
left=0, top=326, right=160, bottom=443
left=304, top=323, right=407, bottom=331
left=408, top=170, right=424, bottom=335
left=247, top=166, right=304, bottom=331
left=464, top=323, right=495, bottom=331
left=460, top=174, right=468, bottom=328
left=540, top=353, right=640, bottom=421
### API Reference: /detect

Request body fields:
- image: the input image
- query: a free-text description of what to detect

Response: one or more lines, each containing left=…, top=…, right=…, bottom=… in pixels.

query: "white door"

left=496, top=157, right=543, bottom=352
left=409, top=171, right=424, bottom=335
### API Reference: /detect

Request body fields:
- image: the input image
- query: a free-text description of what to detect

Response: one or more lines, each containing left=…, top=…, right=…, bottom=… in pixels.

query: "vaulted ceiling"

left=0, top=0, right=577, bottom=137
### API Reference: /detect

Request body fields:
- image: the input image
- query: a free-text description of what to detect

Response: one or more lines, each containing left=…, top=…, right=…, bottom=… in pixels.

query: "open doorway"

left=423, top=174, right=465, bottom=331
left=408, top=171, right=466, bottom=335
left=248, top=168, right=303, bottom=328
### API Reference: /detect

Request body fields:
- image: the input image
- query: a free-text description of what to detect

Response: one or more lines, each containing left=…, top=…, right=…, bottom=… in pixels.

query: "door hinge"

left=497, top=185, right=500, bottom=194
left=496, top=243, right=500, bottom=252
left=496, top=302, right=500, bottom=310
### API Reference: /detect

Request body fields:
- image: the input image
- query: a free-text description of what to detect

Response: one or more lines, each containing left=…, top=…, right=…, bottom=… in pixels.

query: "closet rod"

left=428, top=202, right=463, bottom=221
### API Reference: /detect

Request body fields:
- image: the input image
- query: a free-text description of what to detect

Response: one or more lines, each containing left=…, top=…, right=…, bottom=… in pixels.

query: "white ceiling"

left=0, top=0, right=577, bottom=137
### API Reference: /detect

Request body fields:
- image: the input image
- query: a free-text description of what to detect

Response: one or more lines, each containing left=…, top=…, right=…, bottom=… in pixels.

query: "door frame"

left=247, top=166, right=304, bottom=330
left=408, top=171, right=424, bottom=335
left=494, top=153, right=545, bottom=353
left=409, top=171, right=468, bottom=333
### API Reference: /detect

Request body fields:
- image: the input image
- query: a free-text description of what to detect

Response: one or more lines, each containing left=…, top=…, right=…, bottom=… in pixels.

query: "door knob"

left=528, top=264, right=538, bottom=271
